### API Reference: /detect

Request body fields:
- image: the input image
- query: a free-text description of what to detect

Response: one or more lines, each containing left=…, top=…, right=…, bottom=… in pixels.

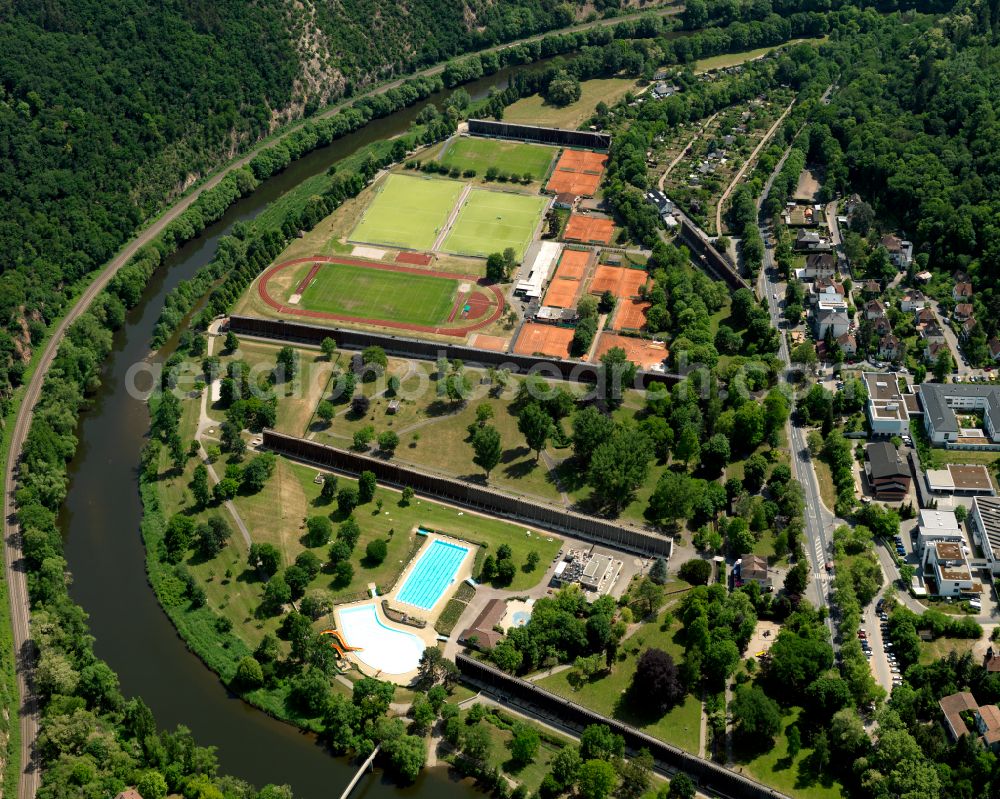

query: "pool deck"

left=385, top=530, right=477, bottom=621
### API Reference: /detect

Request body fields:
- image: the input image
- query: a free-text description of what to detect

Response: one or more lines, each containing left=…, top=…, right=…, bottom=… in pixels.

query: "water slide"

left=320, top=629, right=363, bottom=657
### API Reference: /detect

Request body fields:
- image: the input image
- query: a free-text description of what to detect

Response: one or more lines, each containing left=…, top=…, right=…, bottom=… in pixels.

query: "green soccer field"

left=349, top=173, right=464, bottom=250
left=298, top=261, right=460, bottom=326
left=441, top=189, right=549, bottom=259
left=439, top=137, right=556, bottom=180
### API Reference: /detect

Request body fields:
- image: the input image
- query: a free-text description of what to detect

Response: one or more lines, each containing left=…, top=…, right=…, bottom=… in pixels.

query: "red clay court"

left=589, top=266, right=651, bottom=299
left=513, top=323, right=575, bottom=360
left=564, top=214, right=614, bottom=245
left=553, top=248, right=590, bottom=280
left=594, top=332, right=668, bottom=370
left=613, top=299, right=651, bottom=331
left=543, top=278, right=580, bottom=309
left=469, top=333, right=509, bottom=352
left=395, top=251, right=434, bottom=266
left=546, top=149, right=608, bottom=197
left=257, top=256, right=504, bottom=338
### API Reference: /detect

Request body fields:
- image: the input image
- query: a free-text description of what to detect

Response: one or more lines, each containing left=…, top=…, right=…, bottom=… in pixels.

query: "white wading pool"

left=337, top=603, right=425, bottom=675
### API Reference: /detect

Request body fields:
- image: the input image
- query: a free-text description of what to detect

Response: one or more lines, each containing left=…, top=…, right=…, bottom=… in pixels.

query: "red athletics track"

left=257, top=256, right=505, bottom=338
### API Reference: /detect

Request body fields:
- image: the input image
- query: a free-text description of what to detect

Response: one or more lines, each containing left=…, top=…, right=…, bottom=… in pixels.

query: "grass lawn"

left=440, top=137, right=556, bottom=181
left=231, top=456, right=561, bottom=596
left=813, top=459, right=837, bottom=511
left=734, top=706, right=844, bottom=799
left=503, top=78, right=637, bottom=129
left=350, top=173, right=464, bottom=250
left=298, top=260, right=460, bottom=326
left=918, top=636, right=978, bottom=665
left=442, top=188, right=548, bottom=259
left=693, top=39, right=825, bottom=74
left=451, top=708, right=572, bottom=794
left=537, top=612, right=702, bottom=753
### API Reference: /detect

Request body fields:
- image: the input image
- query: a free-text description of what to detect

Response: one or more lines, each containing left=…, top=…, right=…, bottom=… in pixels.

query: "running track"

left=257, top=256, right=505, bottom=337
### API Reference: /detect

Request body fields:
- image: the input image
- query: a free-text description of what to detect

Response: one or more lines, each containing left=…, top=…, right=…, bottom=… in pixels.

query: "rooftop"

left=864, top=372, right=903, bottom=402
left=920, top=509, right=960, bottom=532
left=973, top=495, right=1000, bottom=558
left=950, top=464, right=993, bottom=492
left=919, top=383, right=1000, bottom=434
left=934, top=541, right=965, bottom=561
left=867, top=441, right=908, bottom=479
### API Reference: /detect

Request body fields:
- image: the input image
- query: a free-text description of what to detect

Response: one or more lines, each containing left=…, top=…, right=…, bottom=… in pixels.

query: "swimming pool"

left=337, top=603, right=425, bottom=675
left=396, top=539, right=470, bottom=610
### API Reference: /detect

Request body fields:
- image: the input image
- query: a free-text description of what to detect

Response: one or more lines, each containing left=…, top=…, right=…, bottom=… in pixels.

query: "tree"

left=234, top=656, right=264, bottom=690
left=576, top=759, right=617, bottom=799
left=358, top=470, right=376, bottom=503
left=649, top=557, right=668, bottom=585
left=190, top=464, right=210, bottom=508
left=471, top=424, right=503, bottom=478
left=462, top=723, right=492, bottom=763
left=351, top=394, right=371, bottom=417
left=586, top=425, right=652, bottom=510
left=678, top=558, right=711, bottom=585
left=316, top=400, right=335, bottom=425
left=545, top=70, right=582, bottom=107
left=224, top=330, right=239, bottom=353
left=375, top=430, right=399, bottom=455
left=383, top=732, right=426, bottom=782
left=666, top=773, right=696, bottom=799
left=633, top=577, right=664, bottom=618
left=275, top=345, right=298, bottom=382
left=333, top=560, right=354, bottom=587
left=365, top=539, right=387, bottom=564
left=508, top=722, right=540, bottom=765
left=486, top=252, right=508, bottom=282
left=306, top=516, right=333, bottom=547
left=784, top=560, right=810, bottom=595
left=573, top=406, right=615, bottom=466
left=525, top=551, right=540, bottom=572
left=400, top=486, right=414, bottom=506
left=503, top=247, right=517, bottom=274
left=786, top=723, right=801, bottom=760
left=196, top=516, right=231, bottom=558
left=164, top=514, right=196, bottom=562
left=517, top=402, right=552, bottom=460
left=338, top=486, right=359, bottom=514
left=933, top=348, right=953, bottom=382
left=618, top=749, right=653, bottom=799
left=352, top=425, right=374, bottom=451
left=702, top=433, right=731, bottom=475
left=249, top=543, right=281, bottom=580
left=262, top=573, right=291, bottom=613
left=731, top=684, right=781, bottom=745
left=321, top=474, right=338, bottom=502
left=213, top=477, right=238, bottom=503
left=320, top=337, right=337, bottom=360
left=136, top=771, right=169, bottom=799
left=241, top=452, right=276, bottom=493
left=599, top=347, right=637, bottom=409
left=550, top=745, right=581, bottom=788
left=648, top=471, right=699, bottom=527
left=632, top=649, right=684, bottom=713
left=674, top=426, right=700, bottom=468
left=361, top=346, right=388, bottom=376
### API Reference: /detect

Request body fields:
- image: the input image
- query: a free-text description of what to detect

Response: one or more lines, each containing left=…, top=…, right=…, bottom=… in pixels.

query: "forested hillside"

left=0, top=0, right=613, bottom=416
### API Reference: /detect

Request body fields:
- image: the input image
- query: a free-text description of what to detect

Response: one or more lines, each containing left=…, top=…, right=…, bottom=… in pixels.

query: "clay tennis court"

left=395, top=251, right=433, bottom=266
left=513, top=323, right=575, bottom=360
left=553, top=248, right=590, bottom=280
left=469, top=333, right=509, bottom=352
left=257, top=256, right=504, bottom=338
left=613, top=299, right=651, bottom=331
left=543, top=278, right=580, bottom=309
left=588, top=266, right=651, bottom=299
left=545, top=149, right=608, bottom=197
left=594, top=332, right=668, bottom=370
left=564, top=214, right=614, bottom=245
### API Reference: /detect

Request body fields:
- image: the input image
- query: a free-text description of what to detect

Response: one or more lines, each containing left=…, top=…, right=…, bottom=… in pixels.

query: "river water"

left=56, top=64, right=548, bottom=799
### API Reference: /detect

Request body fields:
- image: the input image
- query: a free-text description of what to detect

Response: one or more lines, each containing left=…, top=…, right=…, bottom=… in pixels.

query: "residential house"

left=865, top=299, right=887, bottom=320
left=954, top=303, right=975, bottom=322
left=879, top=334, right=902, bottom=361
left=985, top=647, right=1000, bottom=673
left=866, top=441, right=911, bottom=500
left=901, top=290, right=927, bottom=312
left=862, top=279, right=881, bottom=297
left=738, top=554, right=771, bottom=590
left=645, top=190, right=673, bottom=216
left=863, top=372, right=911, bottom=436
left=990, top=337, right=1000, bottom=362
left=921, top=323, right=946, bottom=344
left=651, top=81, right=678, bottom=99
left=872, top=316, right=893, bottom=337
left=553, top=192, right=577, bottom=209
left=801, top=252, right=836, bottom=280
left=881, top=234, right=913, bottom=268
left=837, top=332, right=857, bottom=357
left=115, top=792, right=143, bottom=799
left=961, top=317, right=978, bottom=340
left=794, top=229, right=831, bottom=251
left=938, top=692, right=1000, bottom=752
left=954, top=282, right=974, bottom=301
left=925, top=340, right=949, bottom=364
left=915, top=270, right=934, bottom=283
left=814, top=309, right=850, bottom=340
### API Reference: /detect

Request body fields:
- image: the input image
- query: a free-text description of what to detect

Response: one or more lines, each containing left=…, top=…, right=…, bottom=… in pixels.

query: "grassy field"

left=440, top=137, right=556, bottom=180
left=350, top=173, right=463, bottom=250
left=503, top=78, right=637, bottom=129
left=692, top=39, right=825, bottom=74
left=298, top=260, right=460, bottom=326
left=537, top=610, right=702, bottom=753
left=735, top=706, right=845, bottom=799
left=441, top=188, right=548, bottom=259
left=918, top=636, right=979, bottom=665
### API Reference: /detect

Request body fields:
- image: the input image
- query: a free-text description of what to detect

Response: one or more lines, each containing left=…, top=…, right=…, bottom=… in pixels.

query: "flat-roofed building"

left=924, top=541, right=975, bottom=596
left=969, top=495, right=1000, bottom=576
left=864, top=372, right=910, bottom=436
left=917, top=509, right=964, bottom=557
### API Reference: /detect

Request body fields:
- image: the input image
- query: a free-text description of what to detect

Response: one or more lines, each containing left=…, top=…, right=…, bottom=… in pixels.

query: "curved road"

left=1, top=7, right=686, bottom=797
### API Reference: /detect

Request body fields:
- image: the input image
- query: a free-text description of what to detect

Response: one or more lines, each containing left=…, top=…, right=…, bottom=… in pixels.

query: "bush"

left=366, top=539, right=388, bottom=564
left=678, top=558, right=712, bottom=585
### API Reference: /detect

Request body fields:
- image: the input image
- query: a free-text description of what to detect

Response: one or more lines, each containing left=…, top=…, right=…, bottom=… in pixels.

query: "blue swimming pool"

left=396, top=539, right=469, bottom=610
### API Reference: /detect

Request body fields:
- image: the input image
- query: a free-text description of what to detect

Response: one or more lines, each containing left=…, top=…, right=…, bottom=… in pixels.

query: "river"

left=56, top=62, right=549, bottom=799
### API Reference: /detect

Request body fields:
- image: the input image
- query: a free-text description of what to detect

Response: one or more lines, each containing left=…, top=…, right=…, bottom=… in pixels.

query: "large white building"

left=916, top=509, right=963, bottom=553
left=969, top=496, right=1000, bottom=577
left=918, top=383, right=1000, bottom=445
left=923, top=541, right=975, bottom=597
left=864, top=372, right=911, bottom=436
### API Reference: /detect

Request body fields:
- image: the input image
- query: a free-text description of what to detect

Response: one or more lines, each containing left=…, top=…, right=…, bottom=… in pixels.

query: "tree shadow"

left=502, top=457, right=540, bottom=481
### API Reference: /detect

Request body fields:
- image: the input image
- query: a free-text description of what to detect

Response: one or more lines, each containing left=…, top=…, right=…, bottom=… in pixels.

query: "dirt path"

left=432, top=183, right=473, bottom=252
left=714, top=99, right=795, bottom=236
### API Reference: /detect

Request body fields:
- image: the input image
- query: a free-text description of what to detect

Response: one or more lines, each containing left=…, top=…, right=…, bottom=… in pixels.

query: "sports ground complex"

left=240, top=130, right=668, bottom=367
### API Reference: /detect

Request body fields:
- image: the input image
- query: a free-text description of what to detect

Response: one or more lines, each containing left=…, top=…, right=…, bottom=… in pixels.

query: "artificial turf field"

left=442, top=189, right=548, bottom=259
left=298, top=261, right=459, bottom=326
left=349, top=173, right=464, bottom=250
left=439, top=137, right=556, bottom=180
